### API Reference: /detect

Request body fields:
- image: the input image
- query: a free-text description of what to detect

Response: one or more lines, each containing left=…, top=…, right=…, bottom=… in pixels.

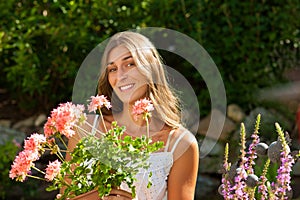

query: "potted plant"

left=9, top=95, right=163, bottom=200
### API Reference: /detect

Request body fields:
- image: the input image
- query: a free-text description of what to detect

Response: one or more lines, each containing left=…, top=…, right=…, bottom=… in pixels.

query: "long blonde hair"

left=98, top=31, right=180, bottom=128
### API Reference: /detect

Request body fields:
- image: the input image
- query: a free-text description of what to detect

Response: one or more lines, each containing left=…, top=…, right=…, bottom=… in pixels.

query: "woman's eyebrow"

left=107, top=55, right=132, bottom=66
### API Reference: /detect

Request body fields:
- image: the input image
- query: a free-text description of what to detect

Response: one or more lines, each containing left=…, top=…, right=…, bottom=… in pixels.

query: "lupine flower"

left=9, top=150, right=39, bottom=182
left=44, top=102, right=86, bottom=138
left=88, top=95, right=112, bottom=113
left=132, top=98, right=154, bottom=121
left=220, top=143, right=233, bottom=199
left=45, top=160, right=62, bottom=181
left=272, top=123, right=294, bottom=199
left=273, top=152, right=294, bottom=198
left=230, top=123, right=249, bottom=199
left=245, top=114, right=261, bottom=174
left=231, top=167, right=248, bottom=199
left=258, top=159, right=270, bottom=200
left=220, top=116, right=298, bottom=200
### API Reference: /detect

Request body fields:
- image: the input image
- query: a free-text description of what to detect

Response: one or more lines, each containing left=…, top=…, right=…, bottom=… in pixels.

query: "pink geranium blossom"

left=44, top=102, right=86, bottom=138
left=9, top=150, right=39, bottom=182
left=9, top=96, right=162, bottom=199
left=88, top=95, right=112, bottom=113
left=45, top=160, right=62, bottom=181
left=24, top=133, right=46, bottom=153
left=132, top=98, right=154, bottom=121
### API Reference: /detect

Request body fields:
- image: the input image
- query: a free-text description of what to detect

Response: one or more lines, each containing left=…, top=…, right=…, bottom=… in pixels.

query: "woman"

left=68, top=31, right=199, bottom=200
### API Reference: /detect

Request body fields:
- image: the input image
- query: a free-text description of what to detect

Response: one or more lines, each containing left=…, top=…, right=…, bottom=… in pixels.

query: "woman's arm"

left=60, top=115, right=95, bottom=194
left=167, top=140, right=199, bottom=200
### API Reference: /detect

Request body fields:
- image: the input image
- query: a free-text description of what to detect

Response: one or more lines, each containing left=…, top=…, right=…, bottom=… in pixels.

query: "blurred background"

left=0, top=0, right=299, bottom=199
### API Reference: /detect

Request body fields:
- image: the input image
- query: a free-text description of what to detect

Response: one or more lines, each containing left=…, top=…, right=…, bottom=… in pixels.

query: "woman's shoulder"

left=170, top=125, right=198, bottom=160
left=173, top=126, right=197, bottom=144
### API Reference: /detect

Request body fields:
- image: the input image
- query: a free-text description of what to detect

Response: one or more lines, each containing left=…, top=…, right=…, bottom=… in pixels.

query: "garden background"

left=0, top=0, right=300, bottom=199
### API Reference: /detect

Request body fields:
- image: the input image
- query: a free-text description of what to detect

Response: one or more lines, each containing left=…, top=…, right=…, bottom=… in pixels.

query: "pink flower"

left=45, top=160, right=62, bottom=181
left=24, top=133, right=46, bottom=153
left=44, top=102, right=86, bottom=138
left=88, top=95, right=112, bottom=113
left=9, top=150, right=39, bottom=182
left=132, top=98, right=154, bottom=120
left=273, top=151, right=294, bottom=198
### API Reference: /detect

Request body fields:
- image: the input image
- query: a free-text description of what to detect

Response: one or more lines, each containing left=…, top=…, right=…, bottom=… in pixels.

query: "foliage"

left=55, top=123, right=162, bottom=199
left=1, top=0, right=299, bottom=115
left=198, top=0, right=300, bottom=111
left=0, top=139, right=20, bottom=199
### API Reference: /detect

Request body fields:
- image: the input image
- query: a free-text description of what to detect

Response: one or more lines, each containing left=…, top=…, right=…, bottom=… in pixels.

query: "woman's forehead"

left=107, top=45, right=132, bottom=65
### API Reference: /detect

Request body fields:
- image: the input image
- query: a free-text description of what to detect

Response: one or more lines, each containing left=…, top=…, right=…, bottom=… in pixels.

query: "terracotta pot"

left=110, top=188, right=133, bottom=199
left=70, top=189, right=101, bottom=200
left=70, top=189, right=132, bottom=200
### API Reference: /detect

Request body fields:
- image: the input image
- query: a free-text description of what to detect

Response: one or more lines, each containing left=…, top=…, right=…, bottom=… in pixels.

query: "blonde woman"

left=68, top=31, right=199, bottom=200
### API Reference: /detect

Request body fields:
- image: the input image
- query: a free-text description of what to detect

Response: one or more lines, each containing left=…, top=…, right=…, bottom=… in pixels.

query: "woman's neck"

left=112, top=103, right=167, bottom=137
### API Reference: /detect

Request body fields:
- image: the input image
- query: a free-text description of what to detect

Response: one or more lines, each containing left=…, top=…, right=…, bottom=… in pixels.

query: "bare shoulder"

left=170, top=126, right=199, bottom=161
left=167, top=126, right=199, bottom=199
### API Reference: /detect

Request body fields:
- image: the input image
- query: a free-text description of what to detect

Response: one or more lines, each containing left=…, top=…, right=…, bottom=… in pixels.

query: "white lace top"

left=120, top=129, right=188, bottom=200
left=89, top=115, right=193, bottom=200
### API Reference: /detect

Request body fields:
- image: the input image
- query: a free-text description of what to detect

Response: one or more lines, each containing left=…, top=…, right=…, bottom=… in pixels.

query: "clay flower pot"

left=70, top=189, right=132, bottom=200
left=70, top=190, right=100, bottom=200
left=109, top=188, right=133, bottom=199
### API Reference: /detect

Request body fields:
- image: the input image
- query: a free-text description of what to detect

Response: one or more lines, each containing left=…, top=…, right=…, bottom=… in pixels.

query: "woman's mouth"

left=119, top=84, right=134, bottom=92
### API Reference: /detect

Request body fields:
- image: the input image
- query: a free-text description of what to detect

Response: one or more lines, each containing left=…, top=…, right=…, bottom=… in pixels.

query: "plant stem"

left=75, top=123, right=105, bottom=137
left=58, top=134, right=68, bottom=150
left=32, top=166, right=45, bottom=174
left=98, top=108, right=108, bottom=133
left=145, top=115, right=149, bottom=138
left=249, top=188, right=256, bottom=200
left=239, top=123, right=247, bottom=165
left=27, top=174, right=46, bottom=181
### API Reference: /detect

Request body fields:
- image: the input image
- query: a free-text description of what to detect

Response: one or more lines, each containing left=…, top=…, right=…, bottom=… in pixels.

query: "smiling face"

left=107, top=45, right=148, bottom=104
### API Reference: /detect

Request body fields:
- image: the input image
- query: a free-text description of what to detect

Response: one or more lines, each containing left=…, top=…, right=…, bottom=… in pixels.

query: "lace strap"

left=91, top=115, right=99, bottom=135
left=170, top=131, right=187, bottom=154
left=164, top=129, right=175, bottom=152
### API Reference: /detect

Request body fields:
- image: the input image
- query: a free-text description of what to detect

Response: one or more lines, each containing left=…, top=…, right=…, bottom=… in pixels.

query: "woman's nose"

left=116, top=66, right=128, bottom=81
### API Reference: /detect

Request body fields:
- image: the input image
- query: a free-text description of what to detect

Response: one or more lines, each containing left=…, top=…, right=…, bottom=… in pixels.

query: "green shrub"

left=0, top=139, right=20, bottom=199
left=1, top=0, right=299, bottom=116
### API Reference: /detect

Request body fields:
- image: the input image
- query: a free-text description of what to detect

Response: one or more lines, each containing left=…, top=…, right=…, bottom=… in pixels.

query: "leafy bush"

left=198, top=0, right=300, bottom=111
left=0, top=139, right=20, bottom=199
left=1, top=0, right=299, bottom=116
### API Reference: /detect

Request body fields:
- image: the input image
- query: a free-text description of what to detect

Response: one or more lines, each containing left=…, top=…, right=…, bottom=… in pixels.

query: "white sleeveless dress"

left=90, top=115, right=190, bottom=200
left=120, top=129, right=188, bottom=200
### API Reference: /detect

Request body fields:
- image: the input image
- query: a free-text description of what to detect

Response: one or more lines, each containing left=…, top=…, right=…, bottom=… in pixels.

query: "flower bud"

left=218, top=185, right=223, bottom=196
left=286, top=188, right=293, bottom=200
left=256, top=142, right=269, bottom=156
left=267, top=141, right=290, bottom=164
left=245, top=174, right=259, bottom=188
left=228, top=162, right=238, bottom=182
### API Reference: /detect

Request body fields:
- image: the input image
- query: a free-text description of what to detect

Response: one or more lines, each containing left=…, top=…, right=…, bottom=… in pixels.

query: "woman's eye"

left=108, top=67, right=117, bottom=72
left=127, top=63, right=135, bottom=67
